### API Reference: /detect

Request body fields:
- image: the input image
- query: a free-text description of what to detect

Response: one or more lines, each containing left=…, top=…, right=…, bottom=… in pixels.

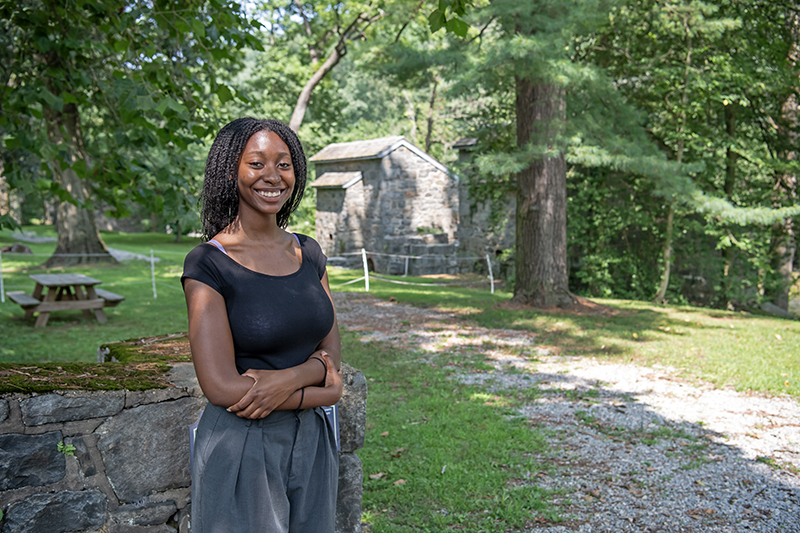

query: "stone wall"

left=0, top=363, right=367, bottom=533
left=454, top=145, right=516, bottom=276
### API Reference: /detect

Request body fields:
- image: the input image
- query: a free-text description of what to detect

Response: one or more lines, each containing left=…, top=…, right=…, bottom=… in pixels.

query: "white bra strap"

left=207, top=239, right=228, bottom=256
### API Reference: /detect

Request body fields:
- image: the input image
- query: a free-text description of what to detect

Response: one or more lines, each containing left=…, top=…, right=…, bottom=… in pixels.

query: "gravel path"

left=334, top=293, right=800, bottom=533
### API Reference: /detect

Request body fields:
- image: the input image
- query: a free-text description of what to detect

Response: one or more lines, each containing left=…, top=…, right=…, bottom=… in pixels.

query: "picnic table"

left=6, top=273, right=124, bottom=327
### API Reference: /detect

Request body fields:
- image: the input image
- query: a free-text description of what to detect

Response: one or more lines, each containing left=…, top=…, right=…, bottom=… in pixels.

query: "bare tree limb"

left=393, top=0, right=424, bottom=44
left=425, top=73, right=440, bottom=152
left=288, top=6, right=385, bottom=132
left=292, top=0, right=319, bottom=63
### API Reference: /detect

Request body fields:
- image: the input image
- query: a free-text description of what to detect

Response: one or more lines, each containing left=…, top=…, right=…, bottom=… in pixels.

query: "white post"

left=404, top=256, right=409, bottom=277
left=485, top=253, right=495, bottom=294
left=361, top=248, right=370, bottom=292
left=0, top=251, right=4, bottom=303
left=150, top=249, right=158, bottom=299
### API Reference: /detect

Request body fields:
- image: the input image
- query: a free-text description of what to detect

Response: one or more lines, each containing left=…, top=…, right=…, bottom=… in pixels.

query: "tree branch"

left=393, top=0, right=424, bottom=44
left=293, top=0, right=319, bottom=64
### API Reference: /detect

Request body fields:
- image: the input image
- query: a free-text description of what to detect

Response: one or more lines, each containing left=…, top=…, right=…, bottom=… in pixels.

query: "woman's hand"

left=320, top=352, right=343, bottom=405
left=227, top=368, right=297, bottom=419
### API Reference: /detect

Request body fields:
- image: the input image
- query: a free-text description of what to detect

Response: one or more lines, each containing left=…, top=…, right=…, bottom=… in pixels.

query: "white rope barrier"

left=331, top=276, right=366, bottom=288
left=336, top=250, right=490, bottom=262
left=369, top=274, right=446, bottom=287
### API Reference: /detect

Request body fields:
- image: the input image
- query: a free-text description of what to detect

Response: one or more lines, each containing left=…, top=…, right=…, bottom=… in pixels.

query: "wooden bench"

left=94, top=288, right=125, bottom=307
left=6, top=291, right=43, bottom=309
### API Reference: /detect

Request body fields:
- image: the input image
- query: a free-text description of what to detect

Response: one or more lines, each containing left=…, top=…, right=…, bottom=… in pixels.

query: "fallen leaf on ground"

left=369, top=472, right=386, bottom=480
left=393, top=479, right=406, bottom=485
left=380, top=431, right=389, bottom=437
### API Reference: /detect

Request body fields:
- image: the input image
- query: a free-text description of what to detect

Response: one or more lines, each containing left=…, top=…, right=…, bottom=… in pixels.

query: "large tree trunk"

left=763, top=11, right=800, bottom=311
left=764, top=79, right=799, bottom=310
left=719, top=103, right=738, bottom=308
left=43, top=102, right=113, bottom=267
left=654, top=28, right=693, bottom=304
left=766, top=217, right=795, bottom=310
left=512, top=77, right=574, bottom=308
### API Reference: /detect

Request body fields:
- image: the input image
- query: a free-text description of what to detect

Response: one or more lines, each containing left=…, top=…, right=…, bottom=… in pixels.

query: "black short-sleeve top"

left=181, top=234, right=335, bottom=373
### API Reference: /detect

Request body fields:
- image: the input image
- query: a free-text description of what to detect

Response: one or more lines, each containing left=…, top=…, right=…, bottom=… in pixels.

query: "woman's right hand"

left=321, top=352, right=344, bottom=405
left=227, top=368, right=297, bottom=419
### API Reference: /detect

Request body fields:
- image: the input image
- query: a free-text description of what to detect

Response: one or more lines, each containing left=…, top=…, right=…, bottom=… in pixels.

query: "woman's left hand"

left=227, top=368, right=297, bottom=419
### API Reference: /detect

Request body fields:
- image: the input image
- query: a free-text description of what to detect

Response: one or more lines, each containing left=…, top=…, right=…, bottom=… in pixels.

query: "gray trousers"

left=191, top=403, right=338, bottom=533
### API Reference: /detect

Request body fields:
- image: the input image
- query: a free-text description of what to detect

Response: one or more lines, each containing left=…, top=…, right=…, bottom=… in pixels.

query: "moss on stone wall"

left=100, top=333, right=192, bottom=365
left=0, top=334, right=192, bottom=394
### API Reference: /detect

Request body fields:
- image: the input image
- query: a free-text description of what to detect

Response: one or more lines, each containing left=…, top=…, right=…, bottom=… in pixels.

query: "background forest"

left=2, top=0, right=800, bottom=311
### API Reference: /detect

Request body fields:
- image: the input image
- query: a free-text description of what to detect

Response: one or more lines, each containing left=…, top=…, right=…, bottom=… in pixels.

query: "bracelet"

left=309, top=355, right=327, bottom=386
left=297, top=387, right=305, bottom=410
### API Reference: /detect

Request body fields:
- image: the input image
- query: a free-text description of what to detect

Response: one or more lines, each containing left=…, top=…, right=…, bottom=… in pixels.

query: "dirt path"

left=334, top=293, right=800, bottom=533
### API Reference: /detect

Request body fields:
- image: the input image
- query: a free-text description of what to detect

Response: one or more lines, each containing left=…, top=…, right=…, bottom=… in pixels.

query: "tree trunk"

left=43, top=102, right=113, bottom=267
left=764, top=12, right=800, bottom=311
left=402, top=90, right=417, bottom=141
left=286, top=11, right=381, bottom=132
left=653, top=26, right=693, bottom=304
left=653, top=205, right=675, bottom=303
left=766, top=217, right=795, bottom=310
left=720, top=103, right=738, bottom=308
left=424, top=74, right=439, bottom=153
left=288, top=43, right=344, bottom=132
left=512, top=76, right=574, bottom=308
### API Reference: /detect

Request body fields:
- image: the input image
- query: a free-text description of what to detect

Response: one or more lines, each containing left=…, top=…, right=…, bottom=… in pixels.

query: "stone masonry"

left=0, top=363, right=367, bottom=533
left=311, top=138, right=460, bottom=276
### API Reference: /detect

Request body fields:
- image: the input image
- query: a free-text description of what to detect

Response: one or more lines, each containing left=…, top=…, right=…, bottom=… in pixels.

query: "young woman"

left=182, top=118, right=342, bottom=532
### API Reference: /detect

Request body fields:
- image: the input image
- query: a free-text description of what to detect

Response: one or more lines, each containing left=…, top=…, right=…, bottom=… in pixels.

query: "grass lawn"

left=344, top=332, right=555, bottom=531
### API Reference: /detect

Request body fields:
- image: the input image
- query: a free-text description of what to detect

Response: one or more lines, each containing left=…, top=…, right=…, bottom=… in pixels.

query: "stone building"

left=309, top=136, right=516, bottom=276
left=310, top=136, right=460, bottom=276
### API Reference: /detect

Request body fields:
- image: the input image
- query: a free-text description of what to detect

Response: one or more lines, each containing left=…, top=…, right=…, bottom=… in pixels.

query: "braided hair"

left=200, top=117, right=307, bottom=240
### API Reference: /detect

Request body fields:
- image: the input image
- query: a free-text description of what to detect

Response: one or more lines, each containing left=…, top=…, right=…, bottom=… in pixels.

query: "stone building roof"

left=309, top=137, right=405, bottom=162
left=309, top=171, right=363, bottom=189
left=309, top=136, right=455, bottom=179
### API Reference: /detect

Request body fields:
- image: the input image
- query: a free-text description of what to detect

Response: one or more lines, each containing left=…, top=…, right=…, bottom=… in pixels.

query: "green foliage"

left=57, top=441, right=76, bottom=456
left=0, top=0, right=260, bottom=231
left=428, top=0, right=471, bottom=37
left=567, top=167, right=665, bottom=300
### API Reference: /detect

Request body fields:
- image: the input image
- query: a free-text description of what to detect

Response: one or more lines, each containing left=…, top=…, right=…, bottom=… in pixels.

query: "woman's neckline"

left=206, top=234, right=304, bottom=278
